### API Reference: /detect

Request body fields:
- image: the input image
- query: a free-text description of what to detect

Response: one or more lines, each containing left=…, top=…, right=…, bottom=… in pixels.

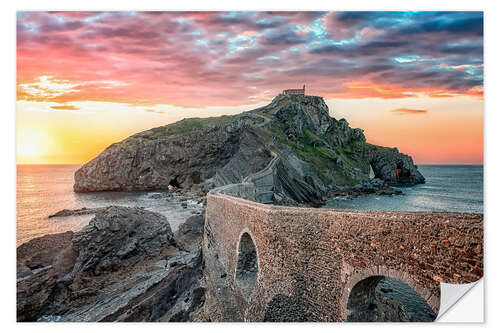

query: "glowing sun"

left=16, top=128, right=54, bottom=163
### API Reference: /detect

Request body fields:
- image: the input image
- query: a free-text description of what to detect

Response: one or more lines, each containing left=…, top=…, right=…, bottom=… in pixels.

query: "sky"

left=16, top=11, right=483, bottom=164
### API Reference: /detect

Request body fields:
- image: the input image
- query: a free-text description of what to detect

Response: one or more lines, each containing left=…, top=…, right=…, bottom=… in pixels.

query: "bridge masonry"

left=203, top=191, right=483, bottom=321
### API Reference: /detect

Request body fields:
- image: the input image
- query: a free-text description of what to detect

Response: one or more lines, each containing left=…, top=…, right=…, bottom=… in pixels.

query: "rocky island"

left=73, top=94, right=424, bottom=205
left=18, top=94, right=434, bottom=322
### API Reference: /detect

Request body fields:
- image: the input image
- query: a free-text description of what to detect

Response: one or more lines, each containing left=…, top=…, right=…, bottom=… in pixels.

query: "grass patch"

left=134, top=115, right=240, bottom=140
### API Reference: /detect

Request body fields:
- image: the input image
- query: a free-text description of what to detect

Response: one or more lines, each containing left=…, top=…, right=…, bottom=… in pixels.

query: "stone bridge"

left=203, top=161, right=483, bottom=322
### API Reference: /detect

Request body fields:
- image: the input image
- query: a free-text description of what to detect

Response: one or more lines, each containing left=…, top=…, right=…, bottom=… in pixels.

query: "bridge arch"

left=235, top=229, right=259, bottom=298
left=340, top=266, right=439, bottom=321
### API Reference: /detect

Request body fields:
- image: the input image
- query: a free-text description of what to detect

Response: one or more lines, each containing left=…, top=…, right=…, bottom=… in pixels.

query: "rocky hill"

left=74, top=94, right=424, bottom=205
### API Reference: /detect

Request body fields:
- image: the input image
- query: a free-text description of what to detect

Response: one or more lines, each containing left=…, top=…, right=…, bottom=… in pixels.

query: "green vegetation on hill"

left=292, top=129, right=368, bottom=186
left=267, top=117, right=369, bottom=186
left=133, top=115, right=240, bottom=140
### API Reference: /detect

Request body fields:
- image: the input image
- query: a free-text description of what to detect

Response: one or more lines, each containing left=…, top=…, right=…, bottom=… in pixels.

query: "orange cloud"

left=145, top=108, right=165, bottom=114
left=466, top=86, right=484, bottom=97
left=241, top=30, right=257, bottom=37
left=50, top=105, right=80, bottom=111
left=327, top=81, right=484, bottom=100
left=391, top=108, right=428, bottom=115
left=330, top=81, right=417, bottom=99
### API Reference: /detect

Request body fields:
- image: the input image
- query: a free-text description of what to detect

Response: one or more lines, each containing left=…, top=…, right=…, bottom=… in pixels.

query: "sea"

left=17, top=164, right=483, bottom=321
left=16, top=164, right=203, bottom=247
left=324, top=165, right=483, bottom=213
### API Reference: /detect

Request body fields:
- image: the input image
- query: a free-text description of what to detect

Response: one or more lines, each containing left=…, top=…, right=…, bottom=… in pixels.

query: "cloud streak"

left=391, top=108, right=429, bottom=115
left=50, top=104, right=80, bottom=111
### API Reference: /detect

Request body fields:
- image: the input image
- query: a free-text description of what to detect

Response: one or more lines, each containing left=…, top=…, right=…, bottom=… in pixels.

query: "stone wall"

left=203, top=194, right=483, bottom=322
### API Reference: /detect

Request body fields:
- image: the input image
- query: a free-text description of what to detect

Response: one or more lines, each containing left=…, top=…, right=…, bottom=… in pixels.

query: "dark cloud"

left=438, top=42, right=483, bottom=56
left=311, top=40, right=412, bottom=57
left=335, top=11, right=373, bottom=26
left=260, top=28, right=314, bottom=45
left=399, top=15, right=483, bottom=36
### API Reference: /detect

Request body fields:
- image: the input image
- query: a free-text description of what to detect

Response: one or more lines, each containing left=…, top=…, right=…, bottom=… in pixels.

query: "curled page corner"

left=436, top=278, right=483, bottom=322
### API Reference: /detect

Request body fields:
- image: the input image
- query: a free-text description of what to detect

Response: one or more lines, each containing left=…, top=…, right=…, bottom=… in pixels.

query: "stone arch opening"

left=369, top=163, right=376, bottom=179
left=395, top=162, right=411, bottom=183
left=346, top=275, right=437, bottom=322
left=169, top=176, right=181, bottom=189
left=235, top=232, right=258, bottom=296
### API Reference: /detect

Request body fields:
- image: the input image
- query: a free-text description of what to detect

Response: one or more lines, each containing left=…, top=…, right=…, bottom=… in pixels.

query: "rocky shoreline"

left=288, top=178, right=404, bottom=208
left=17, top=206, right=206, bottom=322
left=17, top=184, right=413, bottom=322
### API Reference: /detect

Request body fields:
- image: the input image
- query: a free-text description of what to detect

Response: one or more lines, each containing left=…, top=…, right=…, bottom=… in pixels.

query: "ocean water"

left=324, top=165, right=483, bottom=213
left=16, top=164, right=203, bottom=246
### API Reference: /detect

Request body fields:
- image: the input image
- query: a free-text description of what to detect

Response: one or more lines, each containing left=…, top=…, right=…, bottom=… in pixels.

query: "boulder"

left=175, top=214, right=205, bottom=251
left=69, top=206, right=175, bottom=276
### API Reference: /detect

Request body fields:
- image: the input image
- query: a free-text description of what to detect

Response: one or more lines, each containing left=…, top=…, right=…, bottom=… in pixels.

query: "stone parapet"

left=203, top=194, right=483, bottom=321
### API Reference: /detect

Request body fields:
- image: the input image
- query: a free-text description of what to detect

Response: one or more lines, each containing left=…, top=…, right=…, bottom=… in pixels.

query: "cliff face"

left=74, top=94, right=424, bottom=204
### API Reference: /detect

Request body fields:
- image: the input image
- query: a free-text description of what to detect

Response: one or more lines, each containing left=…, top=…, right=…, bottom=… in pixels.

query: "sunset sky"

left=16, top=11, right=483, bottom=165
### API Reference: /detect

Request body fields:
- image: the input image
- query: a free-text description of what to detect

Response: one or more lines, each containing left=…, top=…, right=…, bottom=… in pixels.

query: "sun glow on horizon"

left=18, top=142, right=39, bottom=157
left=16, top=127, right=54, bottom=164
left=15, top=93, right=483, bottom=165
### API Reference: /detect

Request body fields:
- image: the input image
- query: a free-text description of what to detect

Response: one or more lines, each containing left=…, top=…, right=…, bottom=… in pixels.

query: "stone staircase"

left=243, top=152, right=279, bottom=204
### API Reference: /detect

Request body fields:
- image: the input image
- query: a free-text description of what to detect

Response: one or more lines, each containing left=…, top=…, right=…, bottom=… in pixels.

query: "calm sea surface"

left=16, top=164, right=202, bottom=246
left=324, top=165, right=483, bottom=213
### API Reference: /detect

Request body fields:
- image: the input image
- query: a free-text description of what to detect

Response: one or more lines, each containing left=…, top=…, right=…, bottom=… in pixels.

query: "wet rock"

left=155, top=260, right=168, bottom=268
left=17, top=231, right=74, bottom=277
left=70, top=206, right=175, bottom=276
left=367, top=146, right=425, bottom=185
left=326, top=178, right=402, bottom=199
